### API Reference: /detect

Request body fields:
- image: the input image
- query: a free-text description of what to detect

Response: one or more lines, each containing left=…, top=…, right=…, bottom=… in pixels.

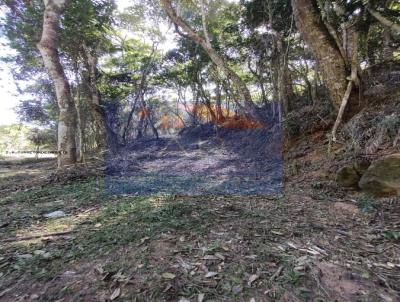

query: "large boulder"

left=336, top=166, right=360, bottom=188
left=359, top=153, right=400, bottom=196
left=336, top=160, right=370, bottom=188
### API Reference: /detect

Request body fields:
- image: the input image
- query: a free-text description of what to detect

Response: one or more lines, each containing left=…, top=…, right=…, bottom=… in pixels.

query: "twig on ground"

left=1, top=230, right=75, bottom=243
left=270, top=265, right=283, bottom=281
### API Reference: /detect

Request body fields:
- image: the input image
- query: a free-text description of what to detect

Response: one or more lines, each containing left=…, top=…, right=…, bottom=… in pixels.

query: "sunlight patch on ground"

left=7, top=206, right=101, bottom=246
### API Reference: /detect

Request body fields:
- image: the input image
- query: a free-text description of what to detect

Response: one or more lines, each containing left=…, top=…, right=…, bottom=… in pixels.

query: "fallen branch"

left=367, top=7, right=400, bottom=34
left=329, top=30, right=360, bottom=151
left=331, top=80, right=354, bottom=143
left=270, top=265, right=283, bottom=281
left=1, top=231, right=75, bottom=243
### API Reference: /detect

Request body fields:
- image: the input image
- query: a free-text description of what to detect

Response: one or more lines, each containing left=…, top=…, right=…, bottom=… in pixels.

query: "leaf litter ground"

left=0, top=130, right=399, bottom=301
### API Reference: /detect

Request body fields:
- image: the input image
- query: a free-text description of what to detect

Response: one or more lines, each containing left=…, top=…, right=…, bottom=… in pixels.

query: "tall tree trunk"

left=161, top=0, right=264, bottom=123
left=271, top=56, right=280, bottom=102
left=83, top=47, right=110, bottom=150
left=73, top=66, right=84, bottom=162
left=279, top=65, right=294, bottom=114
left=74, top=84, right=84, bottom=162
left=291, top=0, right=350, bottom=110
left=37, top=0, right=77, bottom=168
left=278, top=58, right=294, bottom=113
left=275, top=36, right=294, bottom=114
left=382, top=28, right=394, bottom=61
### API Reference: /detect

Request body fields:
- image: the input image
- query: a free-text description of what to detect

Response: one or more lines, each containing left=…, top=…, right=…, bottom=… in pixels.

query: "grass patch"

left=77, top=196, right=210, bottom=256
left=0, top=177, right=107, bottom=206
left=1, top=182, right=213, bottom=285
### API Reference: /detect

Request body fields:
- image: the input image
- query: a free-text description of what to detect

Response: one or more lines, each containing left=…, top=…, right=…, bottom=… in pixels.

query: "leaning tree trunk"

left=161, top=0, right=264, bottom=124
left=37, top=0, right=77, bottom=168
left=291, top=0, right=350, bottom=110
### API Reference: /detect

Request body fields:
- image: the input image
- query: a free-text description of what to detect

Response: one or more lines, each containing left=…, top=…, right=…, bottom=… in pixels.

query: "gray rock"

left=43, top=210, right=66, bottom=218
left=337, top=166, right=360, bottom=188
left=336, top=159, right=370, bottom=188
left=359, top=153, right=400, bottom=196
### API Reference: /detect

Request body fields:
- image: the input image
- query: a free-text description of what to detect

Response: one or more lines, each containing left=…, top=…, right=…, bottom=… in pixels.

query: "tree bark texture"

left=291, top=0, right=350, bottom=110
left=37, top=0, right=77, bottom=168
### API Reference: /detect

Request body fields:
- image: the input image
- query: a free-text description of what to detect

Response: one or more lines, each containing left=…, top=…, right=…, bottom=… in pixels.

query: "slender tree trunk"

left=190, top=84, right=200, bottom=126
left=276, top=37, right=294, bottom=114
left=122, top=66, right=149, bottom=144
left=196, top=79, right=217, bottom=123
left=382, top=28, right=394, bottom=61
left=331, top=31, right=360, bottom=145
left=271, top=56, right=280, bottom=102
left=278, top=62, right=294, bottom=113
left=73, top=66, right=84, bottom=162
left=291, top=0, right=350, bottom=110
left=215, top=82, right=224, bottom=122
left=137, top=99, right=149, bottom=139
left=122, top=95, right=139, bottom=143
left=74, top=85, right=84, bottom=162
left=247, top=57, right=268, bottom=105
left=161, top=0, right=264, bottom=123
left=37, top=0, right=77, bottom=168
left=136, top=114, right=145, bottom=139
left=82, top=47, right=110, bottom=150
left=146, top=109, right=159, bottom=139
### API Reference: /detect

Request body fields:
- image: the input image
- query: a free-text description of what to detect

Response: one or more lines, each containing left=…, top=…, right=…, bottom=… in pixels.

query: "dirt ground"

left=0, top=130, right=399, bottom=302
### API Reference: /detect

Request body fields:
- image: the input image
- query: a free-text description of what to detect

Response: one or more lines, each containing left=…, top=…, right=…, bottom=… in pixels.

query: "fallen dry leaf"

left=162, top=272, right=176, bottom=279
left=163, top=284, right=172, bottom=293
left=221, top=245, right=230, bottom=251
left=205, top=271, right=218, bottom=278
left=139, top=236, right=150, bottom=245
left=248, top=274, right=259, bottom=286
left=203, top=255, right=219, bottom=260
left=198, top=293, right=205, bottom=302
left=94, top=265, right=104, bottom=275
left=110, top=287, right=121, bottom=300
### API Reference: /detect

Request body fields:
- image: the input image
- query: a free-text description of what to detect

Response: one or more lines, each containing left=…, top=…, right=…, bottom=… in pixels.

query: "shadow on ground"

left=0, top=167, right=399, bottom=301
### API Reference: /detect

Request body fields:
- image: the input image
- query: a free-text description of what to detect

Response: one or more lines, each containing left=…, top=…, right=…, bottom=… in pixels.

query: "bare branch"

left=367, top=7, right=400, bottom=34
